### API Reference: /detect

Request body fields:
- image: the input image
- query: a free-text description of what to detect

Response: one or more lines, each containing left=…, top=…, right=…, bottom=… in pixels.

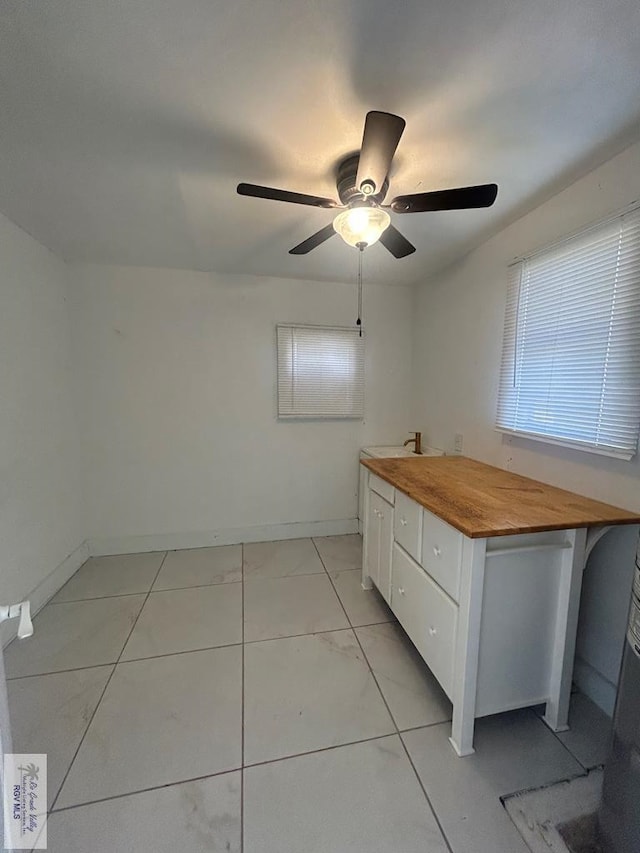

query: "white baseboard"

left=573, top=656, right=616, bottom=717
left=1, top=520, right=359, bottom=646
left=88, top=518, right=359, bottom=557
left=2, top=540, right=90, bottom=649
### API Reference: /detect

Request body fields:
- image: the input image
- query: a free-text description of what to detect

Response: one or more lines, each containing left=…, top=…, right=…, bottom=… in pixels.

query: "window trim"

left=494, top=426, right=636, bottom=461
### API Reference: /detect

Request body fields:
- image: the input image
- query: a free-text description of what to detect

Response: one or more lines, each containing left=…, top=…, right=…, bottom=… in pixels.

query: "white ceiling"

left=1, top=0, right=640, bottom=285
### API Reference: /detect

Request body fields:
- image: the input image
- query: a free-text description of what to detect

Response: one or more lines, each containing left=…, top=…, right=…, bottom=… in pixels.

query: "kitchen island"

left=360, top=455, right=640, bottom=756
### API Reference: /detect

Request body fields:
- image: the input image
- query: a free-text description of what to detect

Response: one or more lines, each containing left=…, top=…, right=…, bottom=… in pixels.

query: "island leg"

left=450, top=537, right=486, bottom=756
left=543, top=528, right=587, bottom=732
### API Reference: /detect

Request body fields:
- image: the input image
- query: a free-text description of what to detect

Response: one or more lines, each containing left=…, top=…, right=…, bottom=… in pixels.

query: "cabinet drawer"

left=421, top=510, right=463, bottom=602
left=391, top=543, right=457, bottom=698
left=369, top=473, right=395, bottom=505
left=394, top=492, right=422, bottom=562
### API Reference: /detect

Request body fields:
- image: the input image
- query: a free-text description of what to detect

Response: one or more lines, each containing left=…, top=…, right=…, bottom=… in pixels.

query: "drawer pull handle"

left=400, top=518, right=408, bottom=526
left=433, top=546, right=442, bottom=558
left=429, top=626, right=437, bottom=636
left=398, top=587, right=406, bottom=596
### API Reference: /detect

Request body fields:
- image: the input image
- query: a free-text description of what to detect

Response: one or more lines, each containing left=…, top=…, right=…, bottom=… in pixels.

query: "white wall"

left=70, top=264, right=413, bottom=553
left=412, top=139, right=640, bottom=713
left=0, top=212, right=85, bottom=644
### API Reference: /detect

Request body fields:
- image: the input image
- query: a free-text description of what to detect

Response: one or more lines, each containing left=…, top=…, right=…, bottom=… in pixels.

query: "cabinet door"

left=376, top=495, right=393, bottom=604
left=365, top=491, right=381, bottom=588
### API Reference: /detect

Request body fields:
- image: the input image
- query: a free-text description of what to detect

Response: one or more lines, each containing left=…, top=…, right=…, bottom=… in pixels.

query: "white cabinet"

left=364, top=490, right=394, bottom=604
left=362, top=464, right=589, bottom=758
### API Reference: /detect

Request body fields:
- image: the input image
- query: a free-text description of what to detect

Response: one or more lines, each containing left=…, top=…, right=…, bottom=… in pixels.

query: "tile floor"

left=4, top=535, right=611, bottom=852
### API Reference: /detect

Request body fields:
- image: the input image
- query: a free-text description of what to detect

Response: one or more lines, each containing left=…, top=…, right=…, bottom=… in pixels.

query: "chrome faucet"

left=403, top=431, right=422, bottom=454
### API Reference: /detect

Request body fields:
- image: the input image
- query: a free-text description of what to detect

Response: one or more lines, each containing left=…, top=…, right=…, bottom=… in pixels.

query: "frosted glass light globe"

left=333, top=206, right=391, bottom=248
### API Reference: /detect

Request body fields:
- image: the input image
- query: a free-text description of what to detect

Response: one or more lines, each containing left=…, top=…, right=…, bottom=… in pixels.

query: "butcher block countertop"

left=361, top=455, right=640, bottom=539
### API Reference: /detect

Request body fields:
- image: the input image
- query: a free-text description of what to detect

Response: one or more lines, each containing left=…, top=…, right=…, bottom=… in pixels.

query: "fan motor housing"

left=336, top=154, right=388, bottom=207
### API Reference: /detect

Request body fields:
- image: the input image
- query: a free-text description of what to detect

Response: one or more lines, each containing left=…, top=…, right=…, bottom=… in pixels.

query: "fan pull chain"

left=356, top=243, right=365, bottom=336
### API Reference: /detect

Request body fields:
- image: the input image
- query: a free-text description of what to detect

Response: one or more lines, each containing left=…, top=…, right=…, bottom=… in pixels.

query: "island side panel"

left=474, top=532, right=571, bottom=717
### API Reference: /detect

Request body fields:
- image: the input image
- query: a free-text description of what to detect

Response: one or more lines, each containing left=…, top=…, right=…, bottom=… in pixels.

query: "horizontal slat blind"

left=496, top=207, right=640, bottom=459
left=277, top=324, right=365, bottom=419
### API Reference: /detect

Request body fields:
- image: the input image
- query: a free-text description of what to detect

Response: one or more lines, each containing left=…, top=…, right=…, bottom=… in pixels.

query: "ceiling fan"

left=237, top=111, right=498, bottom=259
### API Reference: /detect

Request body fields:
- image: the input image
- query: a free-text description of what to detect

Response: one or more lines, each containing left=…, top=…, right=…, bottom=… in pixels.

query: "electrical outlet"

left=454, top=433, right=464, bottom=454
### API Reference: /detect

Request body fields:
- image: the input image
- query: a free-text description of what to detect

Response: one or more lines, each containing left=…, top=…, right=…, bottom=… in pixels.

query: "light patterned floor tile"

left=153, top=545, right=242, bottom=590
left=244, top=573, right=348, bottom=642
left=48, top=772, right=241, bottom=853
left=313, top=534, right=362, bottom=572
left=8, top=666, right=113, bottom=806
left=121, top=582, right=242, bottom=660
left=244, top=630, right=394, bottom=764
left=356, top=621, right=451, bottom=730
left=4, top=596, right=145, bottom=678
left=329, top=569, right=395, bottom=627
left=244, top=736, right=448, bottom=853
left=402, top=711, right=584, bottom=853
left=555, top=692, right=612, bottom=769
left=52, top=552, right=165, bottom=602
left=56, top=646, right=242, bottom=807
left=243, top=538, right=324, bottom=579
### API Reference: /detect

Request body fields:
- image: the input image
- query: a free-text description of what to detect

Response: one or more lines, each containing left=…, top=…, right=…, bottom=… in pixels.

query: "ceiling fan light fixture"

left=238, top=112, right=496, bottom=258
left=332, top=206, right=391, bottom=248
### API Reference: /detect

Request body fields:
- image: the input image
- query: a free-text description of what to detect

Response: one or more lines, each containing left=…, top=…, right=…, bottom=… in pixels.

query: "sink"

left=363, top=446, right=417, bottom=458
left=362, top=445, right=444, bottom=458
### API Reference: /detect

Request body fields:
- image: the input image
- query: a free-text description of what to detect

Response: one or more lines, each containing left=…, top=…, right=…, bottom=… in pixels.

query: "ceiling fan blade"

left=390, top=183, right=498, bottom=213
left=289, top=223, right=337, bottom=255
left=355, top=111, right=406, bottom=198
left=379, top=224, right=416, bottom=259
left=237, top=183, right=339, bottom=209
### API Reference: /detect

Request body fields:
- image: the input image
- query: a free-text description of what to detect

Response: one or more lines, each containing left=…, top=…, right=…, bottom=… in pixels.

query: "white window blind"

left=277, top=324, right=365, bottom=419
left=496, top=207, right=640, bottom=459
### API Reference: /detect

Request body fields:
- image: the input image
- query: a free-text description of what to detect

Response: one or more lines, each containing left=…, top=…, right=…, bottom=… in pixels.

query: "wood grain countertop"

left=361, top=455, right=640, bottom=538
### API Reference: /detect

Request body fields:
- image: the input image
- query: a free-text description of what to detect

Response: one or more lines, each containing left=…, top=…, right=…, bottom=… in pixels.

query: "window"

left=496, top=207, right=640, bottom=459
left=276, top=324, right=365, bottom=419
